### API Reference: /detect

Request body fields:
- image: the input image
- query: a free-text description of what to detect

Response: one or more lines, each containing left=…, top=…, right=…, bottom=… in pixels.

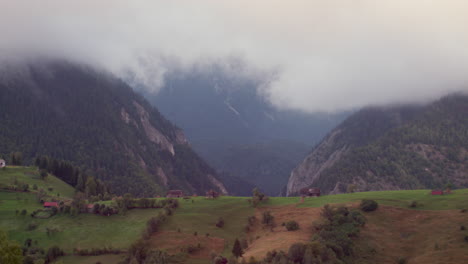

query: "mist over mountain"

left=2, top=1, right=468, bottom=113
left=143, top=69, right=348, bottom=195
left=0, top=60, right=226, bottom=196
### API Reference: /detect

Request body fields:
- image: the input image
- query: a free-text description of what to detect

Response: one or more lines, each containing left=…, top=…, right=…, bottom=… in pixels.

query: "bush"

left=262, top=211, right=274, bottom=226
left=45, top=246, right=64, bottom=264
left=216, top=217, right=225, bottom=228
left=285, top=220, right=299, bottom=231
left=409, top=201, right=418, bottom=208
left=397, top=257, right=407, bottom=264
left=360, top=199, right=378, bottom=212
left=26, top=222, right=38, bottom=231
left=288, top=243, right=305, bottom=263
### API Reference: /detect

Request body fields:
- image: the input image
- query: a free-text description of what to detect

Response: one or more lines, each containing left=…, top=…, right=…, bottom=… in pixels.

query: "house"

left=166, top=190, right=184, bottom=198
left=300, top=187, right=321, bottom=197
left=87, top=204, right=95, bottom=213
left=0, top=159, right=5, bottom=168
left=205, top=189, right=220, bottom=199
left=43, top=202, right=59, bottom=208
left=431, top=190, right=444, bottom=195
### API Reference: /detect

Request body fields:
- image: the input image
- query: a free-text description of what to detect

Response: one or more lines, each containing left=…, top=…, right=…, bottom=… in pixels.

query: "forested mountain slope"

left=0, top=60, right=226, bottom=196
left=287, top=94, right=468, bottom=195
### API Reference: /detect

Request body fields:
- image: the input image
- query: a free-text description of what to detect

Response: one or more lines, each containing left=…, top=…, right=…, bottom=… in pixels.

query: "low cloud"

left=1, top=0, right=468, bottom=112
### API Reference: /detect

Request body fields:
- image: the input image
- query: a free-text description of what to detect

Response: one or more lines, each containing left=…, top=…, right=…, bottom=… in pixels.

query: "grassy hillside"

left=1, top=168, right=467, bottom=264
left=268, top=189, right=468, bottom=210
left=0, top=166, right=75, bottom=198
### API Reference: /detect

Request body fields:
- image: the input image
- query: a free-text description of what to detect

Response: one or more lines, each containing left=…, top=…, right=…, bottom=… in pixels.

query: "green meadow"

left=0, top=166, right=75, bottom=199
left=265, top=189, right=468, bottom=210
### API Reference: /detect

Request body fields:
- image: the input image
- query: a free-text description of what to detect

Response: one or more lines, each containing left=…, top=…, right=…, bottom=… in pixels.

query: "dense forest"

left=288, top=94, right=468, bottom=195
left=0, top=60, right=226, bottom=196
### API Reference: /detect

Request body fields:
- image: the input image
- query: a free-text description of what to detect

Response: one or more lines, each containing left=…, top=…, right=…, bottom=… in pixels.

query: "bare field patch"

left=149, top=231, right=225, bottom=259
left=358, top=206, right=468, bottom=264
left=243, top=205, right=322, bottom=260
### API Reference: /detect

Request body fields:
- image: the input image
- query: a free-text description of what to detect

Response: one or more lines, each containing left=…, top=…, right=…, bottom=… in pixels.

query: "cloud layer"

left=1, top=0, right=468, bottom=112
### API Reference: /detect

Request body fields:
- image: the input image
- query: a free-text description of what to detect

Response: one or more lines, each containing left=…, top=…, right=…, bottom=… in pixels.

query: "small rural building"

left=0, top=159, right=5, bottom=168
left=43, top=202, right=59, bottom=208
left=166, top=190, right=184, bottom=198
left=431, top=190, right=444, bottom=195
left=205, top=189, right=220, bottom=199
left=300, top=187, right=321, bottom=197
left=87, top=204, right=95, bottom=213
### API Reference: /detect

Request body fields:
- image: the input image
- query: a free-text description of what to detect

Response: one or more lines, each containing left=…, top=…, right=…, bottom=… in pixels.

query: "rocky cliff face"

left=286, top=129, right=349, bottom=196
left=0, top=60, right=226, bottom=196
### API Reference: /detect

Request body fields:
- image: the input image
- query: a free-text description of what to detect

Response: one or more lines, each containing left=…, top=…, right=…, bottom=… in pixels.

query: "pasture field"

left=266, top=189, right=468, bottom=210
left=0, top=166, right=75, bottom=198
left=0, top=191, right=163, bottom=252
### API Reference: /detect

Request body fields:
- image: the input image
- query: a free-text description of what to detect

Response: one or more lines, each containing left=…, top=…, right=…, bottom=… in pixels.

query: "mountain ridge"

left=287, top=94, right=468, bottom=196
left=0, top=60, right=226, bottom=196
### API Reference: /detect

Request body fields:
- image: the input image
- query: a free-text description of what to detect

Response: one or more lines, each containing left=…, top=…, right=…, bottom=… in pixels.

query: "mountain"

left=143, top=69, right=348, bottom=195
left=287, top=94, right=468, bottom=196
left=0, top=60, right=226, bottom=196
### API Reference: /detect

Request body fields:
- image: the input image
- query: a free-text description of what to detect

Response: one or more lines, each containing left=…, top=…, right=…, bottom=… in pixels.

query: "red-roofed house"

left=431, top=190, right=444, bottom=195
left=43, top=202, right=59, bottom=208
left=87, top=204, right=95, bottom=213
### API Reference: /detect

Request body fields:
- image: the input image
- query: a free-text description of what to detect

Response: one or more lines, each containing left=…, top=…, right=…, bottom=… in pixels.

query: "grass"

left=58, top=254, right=125, bottom=264
left=265, top=189, right=468, bottom=210
left=0, top=166, right=75, bottom=199
left=0, top=191, right=163, bottom=252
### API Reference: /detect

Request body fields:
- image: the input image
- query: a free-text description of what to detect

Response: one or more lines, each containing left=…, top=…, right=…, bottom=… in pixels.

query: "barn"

left=43, top=202, right=59, bottom=208
left=431, top=190, right=444, bottom=195
left=300, top=187, right=321, bottom=197
left=205, top=189, right=220, bottom=199
left=166, top=190, right=184, bottom=198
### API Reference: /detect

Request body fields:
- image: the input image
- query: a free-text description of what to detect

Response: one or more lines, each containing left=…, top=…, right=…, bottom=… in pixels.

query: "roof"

left=87, top=204, right=95, bottom=209
left=0, top=159, right=5, bottom=162
left=309, top=188, right=321, bottom=193
left=43, top=202, right=59, bottom=207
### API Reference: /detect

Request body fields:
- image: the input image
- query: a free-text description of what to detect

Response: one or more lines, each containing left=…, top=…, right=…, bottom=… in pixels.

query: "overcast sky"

left=1, top=0, right=468, bottom=112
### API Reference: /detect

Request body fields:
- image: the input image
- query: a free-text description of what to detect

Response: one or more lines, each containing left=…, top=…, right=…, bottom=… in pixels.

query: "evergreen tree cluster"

left=35, top=155, right=110, bottom=197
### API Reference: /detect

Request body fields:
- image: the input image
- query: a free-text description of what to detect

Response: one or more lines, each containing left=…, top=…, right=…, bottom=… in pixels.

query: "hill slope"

left=287, top=94, right=468, bottom=195
left=0, top=60, right=226, bottom=196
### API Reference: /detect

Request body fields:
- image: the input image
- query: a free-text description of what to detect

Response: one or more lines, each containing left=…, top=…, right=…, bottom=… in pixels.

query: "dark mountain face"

left=287, top=94, right=468, bottom=196
left=0, top=60, right=226, bottom=196
left=142, top=70, right=348, bottom=195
